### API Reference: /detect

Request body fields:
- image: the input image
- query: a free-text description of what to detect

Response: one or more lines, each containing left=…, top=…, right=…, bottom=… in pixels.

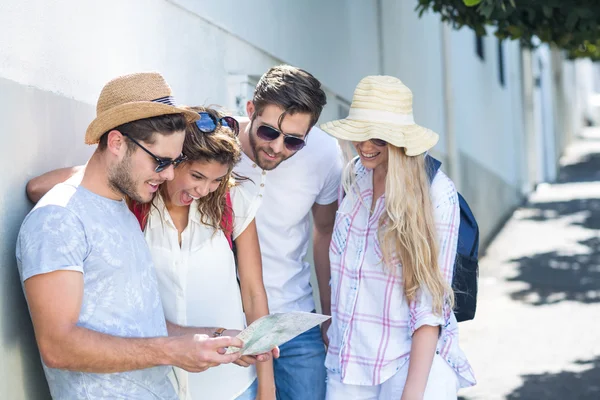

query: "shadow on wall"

left=506, top=356, right=600, bottom=400
left=0, top=185, right=50, bottom=399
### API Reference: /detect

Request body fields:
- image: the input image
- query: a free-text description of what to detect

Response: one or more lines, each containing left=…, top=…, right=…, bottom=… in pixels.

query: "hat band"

left=152, top=96, right=176, bottom=106
left=347, top=108, right=415, bottom=126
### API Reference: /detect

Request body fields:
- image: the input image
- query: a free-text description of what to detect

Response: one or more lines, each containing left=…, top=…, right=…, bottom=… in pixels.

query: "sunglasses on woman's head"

left=122, top=133, right=187, bottom=173
left=195, top=112, right=239, bottom=136
left=255, top=124, right=307, bottom=151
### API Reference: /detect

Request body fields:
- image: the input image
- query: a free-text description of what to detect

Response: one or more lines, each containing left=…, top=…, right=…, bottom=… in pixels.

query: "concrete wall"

left=379, top=2, right=528, bottom=245
left=447, top=28, right=528, bottom=243
left=379, top=1, right=448, bottom=158
left=0, top=77, right=96, bottom=398
left=168, top=0, right=381, bottom=101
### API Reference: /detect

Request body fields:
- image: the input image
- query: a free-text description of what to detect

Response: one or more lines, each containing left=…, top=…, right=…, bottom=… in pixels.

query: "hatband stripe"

left=347, top=108, right=415, bottom=125
left=152, top=96, right=176, bottom=106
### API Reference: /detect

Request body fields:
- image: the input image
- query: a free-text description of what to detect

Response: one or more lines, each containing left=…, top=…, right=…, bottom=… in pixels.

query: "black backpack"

left=425, top=156, right=479, bottom=322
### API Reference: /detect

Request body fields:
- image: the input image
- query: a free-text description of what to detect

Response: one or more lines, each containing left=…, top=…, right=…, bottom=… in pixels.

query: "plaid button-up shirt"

left=325, top=160, right=476, bottom=388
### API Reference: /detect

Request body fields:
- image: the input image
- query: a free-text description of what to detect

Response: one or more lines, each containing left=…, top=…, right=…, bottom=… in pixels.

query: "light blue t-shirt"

left=16, top=182, right=177, bottom=400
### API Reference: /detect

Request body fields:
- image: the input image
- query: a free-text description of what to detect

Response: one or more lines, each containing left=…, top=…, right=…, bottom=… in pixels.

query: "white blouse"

left=145, top=182, right=259, bottom=400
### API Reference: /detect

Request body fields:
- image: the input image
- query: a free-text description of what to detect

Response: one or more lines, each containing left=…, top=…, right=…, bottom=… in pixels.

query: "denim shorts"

left=235, top=378, right=257, bottom=400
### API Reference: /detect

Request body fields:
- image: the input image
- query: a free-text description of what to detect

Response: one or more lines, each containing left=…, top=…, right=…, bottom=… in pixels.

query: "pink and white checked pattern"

left=325, top=160, right=476, bottom=388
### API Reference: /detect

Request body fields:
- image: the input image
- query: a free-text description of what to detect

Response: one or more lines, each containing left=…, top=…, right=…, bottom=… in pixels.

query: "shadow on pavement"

left=558, top=153, right=600, bottom=183
left=505, top=356, right=600, bottom=399
left=507, top=236, right=600, bottom=305
left=518, top=198, right=600, bottom=231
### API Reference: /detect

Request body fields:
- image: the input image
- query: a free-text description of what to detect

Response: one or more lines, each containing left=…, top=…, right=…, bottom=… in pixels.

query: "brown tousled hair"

left=252, top=65, right=327, bottom=130
left=158, top=106, right=242, bottom=233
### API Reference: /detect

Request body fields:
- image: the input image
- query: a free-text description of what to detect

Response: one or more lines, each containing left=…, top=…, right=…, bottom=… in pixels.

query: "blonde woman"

left=320, top=76, right=476, bottom=399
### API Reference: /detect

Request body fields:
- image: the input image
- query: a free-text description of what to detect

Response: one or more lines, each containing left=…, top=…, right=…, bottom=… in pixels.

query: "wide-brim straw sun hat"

left=320, top=75, right=439, bottom=156
left=85, top=72, right=199, bottom=145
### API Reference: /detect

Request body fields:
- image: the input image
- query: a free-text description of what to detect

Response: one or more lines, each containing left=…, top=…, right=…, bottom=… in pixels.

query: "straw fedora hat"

left=85, top=72, right=199, bottom=145
left=320, top=76, right=439, bottom=156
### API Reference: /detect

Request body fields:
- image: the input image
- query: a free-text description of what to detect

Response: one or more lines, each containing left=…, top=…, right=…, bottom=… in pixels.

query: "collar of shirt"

left=147, top=194, right=201, bottom=230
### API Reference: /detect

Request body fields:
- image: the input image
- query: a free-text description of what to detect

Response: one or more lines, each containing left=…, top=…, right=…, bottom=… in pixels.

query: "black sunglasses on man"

left=122, top=133, right=187, bottom=173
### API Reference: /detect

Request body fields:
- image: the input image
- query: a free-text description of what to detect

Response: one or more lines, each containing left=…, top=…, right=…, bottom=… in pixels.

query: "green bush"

left=416, top=0, right=600, bottom=60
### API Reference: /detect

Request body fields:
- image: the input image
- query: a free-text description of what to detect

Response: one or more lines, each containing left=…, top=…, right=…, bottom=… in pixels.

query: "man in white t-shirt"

left=235, top=65, right=342, bottom=400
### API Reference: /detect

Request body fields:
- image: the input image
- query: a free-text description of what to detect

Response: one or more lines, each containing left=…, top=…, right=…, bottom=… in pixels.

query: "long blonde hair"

left=342, top=142, right=453, bottom=315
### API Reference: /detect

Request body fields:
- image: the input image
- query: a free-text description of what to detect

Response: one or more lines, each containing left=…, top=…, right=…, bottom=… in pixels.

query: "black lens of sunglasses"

left=370, top=138, right=387, bottom=147
left=256, top=125, right=281, bottom=141
left=256, top=125, right=306, bottom=151
left=222, top=116, right=240, bottom=136
left=283, top=136, right=306, bottom=151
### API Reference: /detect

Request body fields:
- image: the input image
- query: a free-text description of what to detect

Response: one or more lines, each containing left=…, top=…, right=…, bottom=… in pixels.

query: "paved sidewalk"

left=458, top=128, right=600, bottom=400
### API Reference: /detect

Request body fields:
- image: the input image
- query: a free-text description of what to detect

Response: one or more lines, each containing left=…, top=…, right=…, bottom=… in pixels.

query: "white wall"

left=448, top=28, right=526, bottom=187
left=168, top=0, right=381, bottom=101
left=379, top=1, right=447, bottom=155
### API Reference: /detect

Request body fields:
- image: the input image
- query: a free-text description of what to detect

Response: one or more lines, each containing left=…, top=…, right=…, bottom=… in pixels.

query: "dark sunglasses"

left=370, top=138, right=387, bottom=147
left=195, top=112, right=239, bottom=136
left=255, top=124, right=307, bottom=151
left=122, top=133, right=187, bottom=173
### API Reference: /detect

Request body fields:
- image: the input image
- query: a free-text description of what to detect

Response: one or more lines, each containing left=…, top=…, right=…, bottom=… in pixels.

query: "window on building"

left=475, top=34, right=485, bottom=61
left=497, top=39, right=505, bottom=87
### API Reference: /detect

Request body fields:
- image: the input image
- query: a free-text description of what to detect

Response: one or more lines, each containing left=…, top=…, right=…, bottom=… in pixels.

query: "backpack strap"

left=131, top=201, right=150, bottom=230
left=221, top=190, right=234, bottom=250
left=424, top=155, right=442, bottom=183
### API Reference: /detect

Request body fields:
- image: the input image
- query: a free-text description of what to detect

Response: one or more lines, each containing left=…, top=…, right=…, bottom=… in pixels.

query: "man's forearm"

left=313, top=229, right=333, bottom=315
left=42, top=325, right=173, bottom=373
left=242, top=290, right=275, bottom=393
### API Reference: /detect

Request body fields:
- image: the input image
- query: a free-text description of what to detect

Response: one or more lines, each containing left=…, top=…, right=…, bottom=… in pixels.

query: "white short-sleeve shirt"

left=145, top=182, right=258, bottom=400
left=234, top=127, right=343, bottom=313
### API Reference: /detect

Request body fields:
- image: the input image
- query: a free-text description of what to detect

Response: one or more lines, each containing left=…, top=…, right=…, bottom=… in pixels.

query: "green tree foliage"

left=416, top=0, right=600, bottom=60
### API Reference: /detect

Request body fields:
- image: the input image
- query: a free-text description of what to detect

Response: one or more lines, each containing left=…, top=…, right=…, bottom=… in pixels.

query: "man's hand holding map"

left=226, top=311, right=331, bottom=356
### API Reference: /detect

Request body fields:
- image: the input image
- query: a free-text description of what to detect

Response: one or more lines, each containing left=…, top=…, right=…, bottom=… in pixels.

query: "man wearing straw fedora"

left=16, top=72, right=245, bottom=399
left=25, top=66, right=343, bottom=399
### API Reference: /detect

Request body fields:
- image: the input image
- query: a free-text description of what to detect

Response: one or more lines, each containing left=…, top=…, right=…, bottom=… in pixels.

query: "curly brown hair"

left=128, top=106, right=243, bottom=235
left=157, top=106, right=243, bottom=235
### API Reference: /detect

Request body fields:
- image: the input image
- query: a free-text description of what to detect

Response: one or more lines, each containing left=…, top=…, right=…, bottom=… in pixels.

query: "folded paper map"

left=226, top=311, right=331, bottom=356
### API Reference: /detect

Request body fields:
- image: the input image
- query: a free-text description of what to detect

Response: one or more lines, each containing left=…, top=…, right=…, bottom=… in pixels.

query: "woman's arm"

left=235, top=219, right=276, bottom=399
left=401, top=325, right=439, bottom=400
left=403, top=182, right=461, bottom=399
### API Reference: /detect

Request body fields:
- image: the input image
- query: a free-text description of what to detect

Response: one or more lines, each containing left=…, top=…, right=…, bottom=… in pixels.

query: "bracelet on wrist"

left=212, top=327, right=226, bottom=337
